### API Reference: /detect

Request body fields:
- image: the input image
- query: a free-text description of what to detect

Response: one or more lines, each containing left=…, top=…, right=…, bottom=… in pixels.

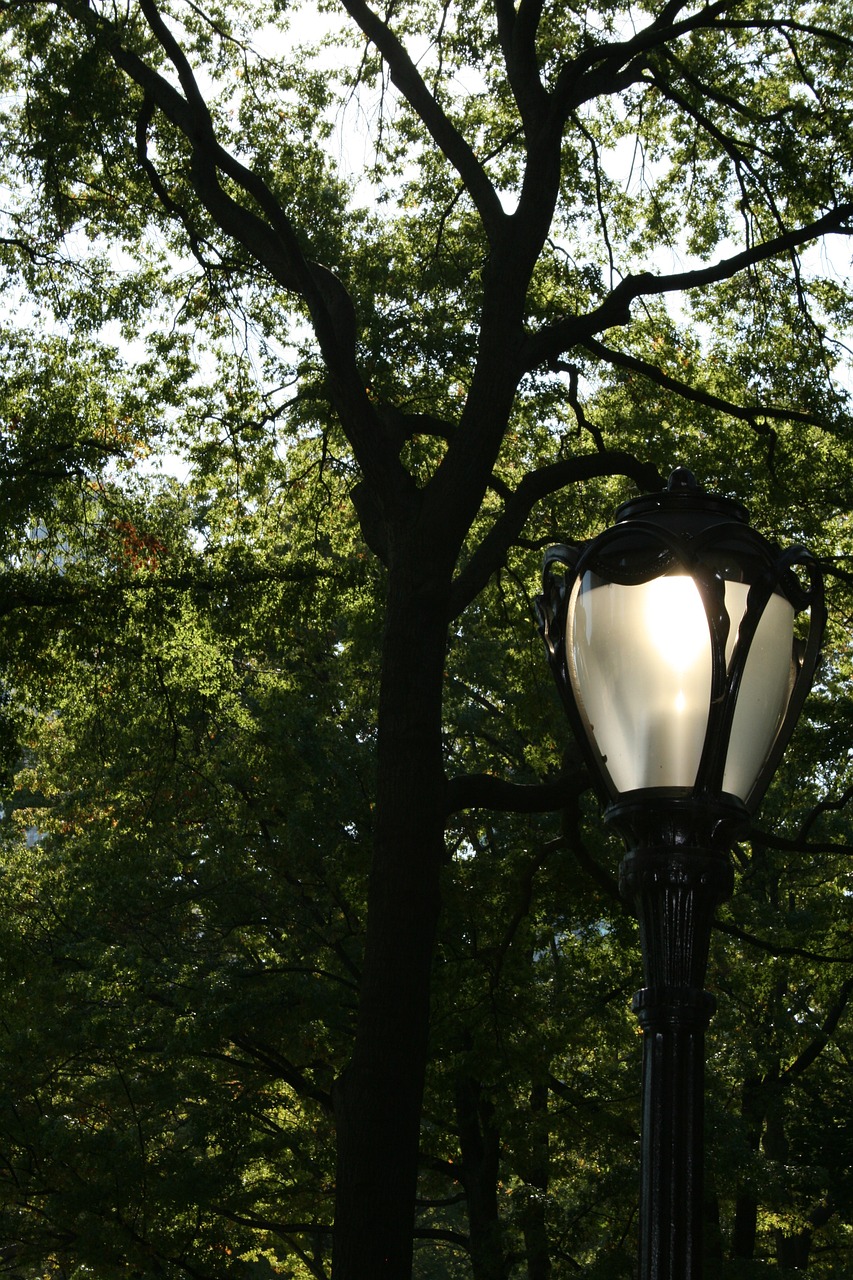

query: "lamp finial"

left=667, top=466, right=699, bottom=492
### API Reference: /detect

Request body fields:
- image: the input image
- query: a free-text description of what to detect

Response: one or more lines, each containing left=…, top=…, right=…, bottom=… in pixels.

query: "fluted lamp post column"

left=536, top=468, right=825, bottom=1280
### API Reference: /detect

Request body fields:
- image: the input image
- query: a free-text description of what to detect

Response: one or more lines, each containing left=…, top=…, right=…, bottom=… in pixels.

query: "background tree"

left=1, top=0, right=853, bottom=1276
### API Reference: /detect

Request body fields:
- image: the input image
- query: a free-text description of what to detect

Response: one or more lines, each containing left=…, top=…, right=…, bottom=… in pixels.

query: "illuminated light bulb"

left=644, top=576, right=709, bottom=672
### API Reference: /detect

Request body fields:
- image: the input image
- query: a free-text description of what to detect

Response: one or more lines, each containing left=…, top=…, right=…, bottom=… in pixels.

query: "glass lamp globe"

left=539, top=468, right=825, bottom=833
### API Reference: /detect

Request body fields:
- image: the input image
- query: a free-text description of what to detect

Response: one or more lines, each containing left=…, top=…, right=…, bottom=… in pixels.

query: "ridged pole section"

left=619, top=843, right=734, bottom=1280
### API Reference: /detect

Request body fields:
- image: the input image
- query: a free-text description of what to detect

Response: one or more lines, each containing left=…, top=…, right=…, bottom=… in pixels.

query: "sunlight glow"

left=644, top=576, right=709, bottom=672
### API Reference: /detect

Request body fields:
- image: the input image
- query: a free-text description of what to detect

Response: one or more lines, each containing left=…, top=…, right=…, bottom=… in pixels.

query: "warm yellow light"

left=644, top=576, right=709, bottom=672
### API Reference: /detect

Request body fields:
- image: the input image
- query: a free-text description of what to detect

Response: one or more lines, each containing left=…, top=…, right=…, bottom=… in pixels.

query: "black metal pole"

left=618, top=827, right=734, bottom=1280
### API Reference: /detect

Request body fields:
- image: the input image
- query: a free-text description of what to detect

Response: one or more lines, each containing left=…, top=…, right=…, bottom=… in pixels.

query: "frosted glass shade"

left=568, top=573, right=796, bottom=800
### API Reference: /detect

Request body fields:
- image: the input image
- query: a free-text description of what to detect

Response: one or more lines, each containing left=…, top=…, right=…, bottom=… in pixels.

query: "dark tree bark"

left=520, top=1081, right=552, bottom=1280
left=731, top=1076, right=764, bottom=1261
left=455, top=1075, right=508, bottom=1280
left=702, top=1184, right=724, bottom=1271
left=774, top=1228, right=812, bottom=1271
left=331, top=556, right=452, bottom=1277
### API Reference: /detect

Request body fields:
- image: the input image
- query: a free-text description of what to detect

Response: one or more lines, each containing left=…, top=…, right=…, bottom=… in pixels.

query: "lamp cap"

left=615, top=466, right=749, bottom=527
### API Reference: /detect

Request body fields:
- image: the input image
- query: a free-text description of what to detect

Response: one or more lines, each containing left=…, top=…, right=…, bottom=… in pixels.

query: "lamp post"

left=536, top=467, right=825, bottom=1280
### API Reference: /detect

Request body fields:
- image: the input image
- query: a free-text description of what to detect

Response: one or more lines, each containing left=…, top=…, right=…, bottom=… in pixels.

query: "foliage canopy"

left=0, top=0, right=853, bottom=1275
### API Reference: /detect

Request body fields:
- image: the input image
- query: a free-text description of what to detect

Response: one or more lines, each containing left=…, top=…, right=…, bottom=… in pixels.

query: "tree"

left=1, top=0, right=853, bottom=1275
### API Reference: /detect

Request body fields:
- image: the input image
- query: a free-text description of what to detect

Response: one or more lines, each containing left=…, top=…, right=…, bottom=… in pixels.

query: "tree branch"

left=524, top=203, right=853, bottom=366
left=572, top=116, right=616, bottom=285
left=562, top=789, right=622, bottom=902
left=643, top=55, right=795, bottom=255
left=133, top=0, right=357, bottom=351
left=135, top=92, right=214, bottom=274
left=336, top=0, right=507, bottom=241
left=748, top=825, right=853, bottom=858
left=798, top=784, right=853, bottom=842
left=217, top=1209, right=331, bottom=1280
left=64, top=0, right=415, bottom=510
left=494, top=0, right=549, bottom=136
left=448, top=450, right=663, bottom=618
left=229, top=1036, right=333, bottom=1110
left=0, top=234, right=41, bottom=262
left=412, top=1227, right=470, bottom=1245
left=554, top=359, right=607, bottom=449
left=551, top=0, right=734, bottom=120
left=220, top=1209, right=333, bottom=1236
left=0, top=563, right=327, bottom=616
left=714, top=16, right=853, bottom=52
left=713, top=919, right=853, bottom=966
left=581, top=335, right=827, bottom=429
left=783, top=977, right=853, bottom=1082
left=445, top=771, right=588, bottom=816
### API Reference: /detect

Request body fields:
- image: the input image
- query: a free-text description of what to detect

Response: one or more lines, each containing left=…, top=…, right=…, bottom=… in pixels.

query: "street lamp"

left=536, top=467, right=825, bottom=1280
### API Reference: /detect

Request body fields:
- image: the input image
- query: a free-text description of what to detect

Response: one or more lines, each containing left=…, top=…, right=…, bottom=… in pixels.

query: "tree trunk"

left=331, top=557, right=451, bottom=1279
left=775, top=1228, right=812, bottom=1271
left=732, top=1076, right=764, bottom=1261
left=521, top=1081, right=552, bottom=1280
left=455, top=1074, right=508, bottom=1280
left=703, top=1182, right=724, bottom=1270
left=762, top=1074, right=813, bottom=1274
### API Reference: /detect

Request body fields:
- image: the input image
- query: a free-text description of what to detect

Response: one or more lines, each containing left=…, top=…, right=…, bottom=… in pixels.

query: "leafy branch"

left=580, top=335, right=829, bottom=431
left=61, top=0, right=414, bottom=510
left=336, top=0, right=507, bottom=240
left=524, top=203, right=853, bottom=366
